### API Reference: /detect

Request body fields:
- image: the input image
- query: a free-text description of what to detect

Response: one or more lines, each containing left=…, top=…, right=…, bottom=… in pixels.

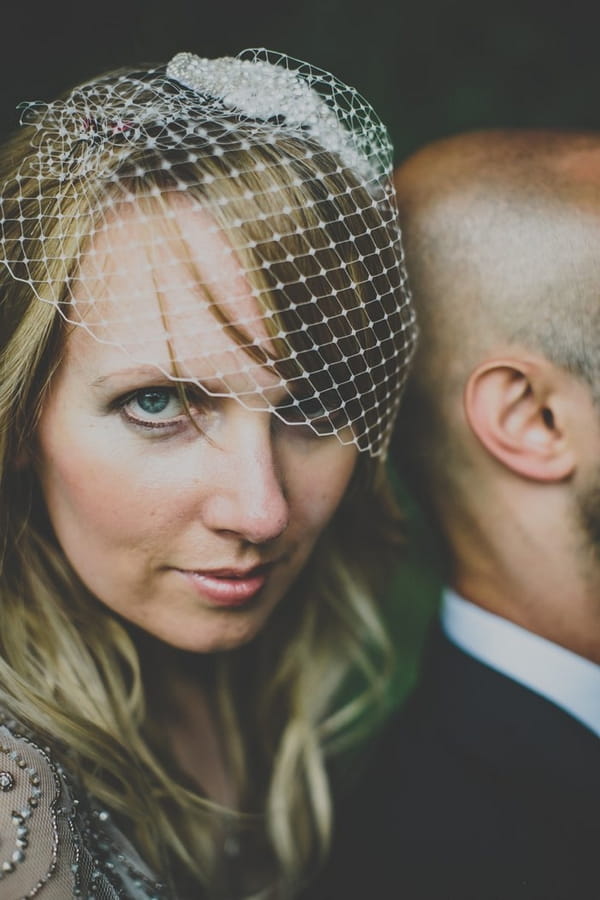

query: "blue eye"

left=120, top=387, right=186, bottom=428
left=136, top=389, right=172, bottom=415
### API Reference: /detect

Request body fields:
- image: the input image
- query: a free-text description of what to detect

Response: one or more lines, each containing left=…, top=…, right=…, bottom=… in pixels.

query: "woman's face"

left=36, top=204, right=357, bottom=652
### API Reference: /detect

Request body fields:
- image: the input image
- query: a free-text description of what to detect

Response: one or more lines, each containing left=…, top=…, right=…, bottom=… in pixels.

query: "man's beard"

left=576, top=475, right=600, bottom=561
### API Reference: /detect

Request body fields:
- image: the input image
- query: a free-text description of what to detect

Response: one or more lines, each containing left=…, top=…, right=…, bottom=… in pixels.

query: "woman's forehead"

left=58, top=200, right=286, bottom=396
left=69, top=201, right=272, bottom=353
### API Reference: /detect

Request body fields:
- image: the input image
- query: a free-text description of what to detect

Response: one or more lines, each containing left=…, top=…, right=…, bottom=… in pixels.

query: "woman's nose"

left=201, top=411, right=290, bottom=544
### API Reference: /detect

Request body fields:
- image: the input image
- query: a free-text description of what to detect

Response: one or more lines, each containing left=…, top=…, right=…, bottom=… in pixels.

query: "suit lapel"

left=411, top=624, right=600, bottom=792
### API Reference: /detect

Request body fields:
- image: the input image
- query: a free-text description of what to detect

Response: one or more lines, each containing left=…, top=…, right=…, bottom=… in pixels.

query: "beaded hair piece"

left=0, top=48, right=417, bottom=457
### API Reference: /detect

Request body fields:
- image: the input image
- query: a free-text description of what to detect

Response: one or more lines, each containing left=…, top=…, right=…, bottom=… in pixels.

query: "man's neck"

left=452, top=563, right=600, bottom=664
left=445, top=492, right=600, bottom=664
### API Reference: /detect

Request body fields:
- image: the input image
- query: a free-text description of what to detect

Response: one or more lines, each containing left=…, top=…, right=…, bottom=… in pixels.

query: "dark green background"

left=4, top=0, right=599, bottom=701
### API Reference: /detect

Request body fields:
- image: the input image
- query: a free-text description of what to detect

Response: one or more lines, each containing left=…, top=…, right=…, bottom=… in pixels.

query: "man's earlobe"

left=464, top=359, right=576, bottom=482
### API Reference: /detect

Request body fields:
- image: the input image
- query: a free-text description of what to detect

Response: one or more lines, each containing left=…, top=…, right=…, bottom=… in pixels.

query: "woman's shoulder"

left=0, top=715, right=168, bottom=899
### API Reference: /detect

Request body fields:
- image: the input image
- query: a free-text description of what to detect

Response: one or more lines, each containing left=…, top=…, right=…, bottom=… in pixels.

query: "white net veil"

left=0, top=48, right=417, bottom=457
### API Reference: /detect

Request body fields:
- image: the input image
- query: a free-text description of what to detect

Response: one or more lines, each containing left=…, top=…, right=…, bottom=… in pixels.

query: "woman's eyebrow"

left=91, top=366, right=174, bottom=388
left=91, top=367, right=211, bottom=388
left=90, top=367, right=241, bottom=397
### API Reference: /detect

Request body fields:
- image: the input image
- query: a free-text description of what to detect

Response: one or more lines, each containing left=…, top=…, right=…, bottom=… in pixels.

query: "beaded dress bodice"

left=0, top=718, right=168, bottom=899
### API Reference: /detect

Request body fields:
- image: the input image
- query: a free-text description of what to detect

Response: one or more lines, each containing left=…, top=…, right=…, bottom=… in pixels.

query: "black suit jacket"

left=305, top=625, right=600, bottom=899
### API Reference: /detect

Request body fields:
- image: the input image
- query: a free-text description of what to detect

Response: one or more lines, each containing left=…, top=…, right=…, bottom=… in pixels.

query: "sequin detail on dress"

left=0, top=714, right=168, bottom=899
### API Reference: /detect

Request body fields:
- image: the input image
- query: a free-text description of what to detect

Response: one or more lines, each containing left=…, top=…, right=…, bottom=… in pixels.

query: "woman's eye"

left=299, top=400, right=333, bottom=431
left=121, top=388, right=186, bottom=426
left=278, top=395, right=347, bottom=434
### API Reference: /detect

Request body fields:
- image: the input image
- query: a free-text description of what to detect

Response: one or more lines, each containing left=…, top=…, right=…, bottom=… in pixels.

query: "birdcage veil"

left=0, top=48, right=417, bottom=457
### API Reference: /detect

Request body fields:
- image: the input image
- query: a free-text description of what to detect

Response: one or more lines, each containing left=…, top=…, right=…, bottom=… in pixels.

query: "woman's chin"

left=149, top=609, right=274, bottom=655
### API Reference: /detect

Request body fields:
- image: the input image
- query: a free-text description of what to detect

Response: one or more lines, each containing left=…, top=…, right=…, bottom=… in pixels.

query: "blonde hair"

left=0, top=67, right=406, bottom=897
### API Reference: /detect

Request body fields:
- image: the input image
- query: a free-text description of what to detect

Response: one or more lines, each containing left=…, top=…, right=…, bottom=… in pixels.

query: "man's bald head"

left=395, top=129, right=600, bottom=398
left=393, top=130, right=600, bottom=498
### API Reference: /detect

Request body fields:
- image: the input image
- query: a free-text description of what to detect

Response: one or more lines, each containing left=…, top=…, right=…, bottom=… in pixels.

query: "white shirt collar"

left=441, top=588, right=600, bottom=738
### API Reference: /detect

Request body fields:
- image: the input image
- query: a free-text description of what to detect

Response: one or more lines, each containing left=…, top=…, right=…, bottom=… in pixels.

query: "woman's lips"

left=175, top=566, right=270, bottom=607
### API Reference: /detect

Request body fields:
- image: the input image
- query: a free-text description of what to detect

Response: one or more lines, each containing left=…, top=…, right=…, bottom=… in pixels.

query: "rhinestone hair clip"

left=166, top=49, right=390, bottom=184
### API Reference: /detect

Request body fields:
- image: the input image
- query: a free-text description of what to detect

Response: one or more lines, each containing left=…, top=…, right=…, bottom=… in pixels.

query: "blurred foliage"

left=3, top=0, right=598, bottom=700
left=382, top=471, right=442, bottom=708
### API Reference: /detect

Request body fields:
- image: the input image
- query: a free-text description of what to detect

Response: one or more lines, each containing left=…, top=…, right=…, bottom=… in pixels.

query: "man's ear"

left=464, top=358, right=576, bottom=482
